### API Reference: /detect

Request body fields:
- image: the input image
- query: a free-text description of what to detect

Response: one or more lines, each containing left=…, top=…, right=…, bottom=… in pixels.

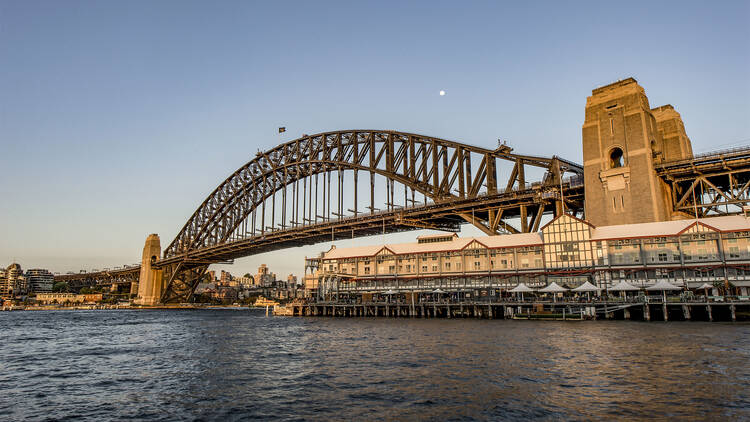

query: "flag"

left=278, top=127, right=286, bottom=133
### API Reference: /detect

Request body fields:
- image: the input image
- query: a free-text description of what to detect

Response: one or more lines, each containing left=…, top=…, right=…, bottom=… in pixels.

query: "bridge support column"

left=135, top=234, right=164, bottom=306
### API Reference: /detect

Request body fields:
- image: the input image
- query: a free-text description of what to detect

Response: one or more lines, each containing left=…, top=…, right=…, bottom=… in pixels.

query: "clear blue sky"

left=1, top=0, right=748, bottom=277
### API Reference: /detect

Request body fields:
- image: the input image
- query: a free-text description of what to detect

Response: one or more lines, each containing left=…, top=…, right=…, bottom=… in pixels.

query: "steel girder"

left=656, top=147, right=750, bottom=217
left=53, top=268, right=140, bottom=290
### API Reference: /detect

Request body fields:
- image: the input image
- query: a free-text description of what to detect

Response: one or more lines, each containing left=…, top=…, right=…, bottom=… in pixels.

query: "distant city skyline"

left=1, top=1, right=748, bottom=277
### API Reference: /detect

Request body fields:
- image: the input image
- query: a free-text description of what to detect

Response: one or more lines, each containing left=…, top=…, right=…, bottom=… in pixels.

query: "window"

left=406, top=264, right=411, bottom=272
left=364, top=267, right=370, bottom=274
left=422, top=265, right=428, bottom=272
left=474, top=261, right=481, bottom=270
left=445, top=262, right=451, bottom=270
left=456, top=263, right=462, bottom=270
left=501, top=259, right=508, bottom=268
left=432, top=265, right=438, bottom=272
left=609, top=147, right=624, bottom=168
left=658, top=252, right=668, bottom=262
left=389, top=265, right=395, bottom=273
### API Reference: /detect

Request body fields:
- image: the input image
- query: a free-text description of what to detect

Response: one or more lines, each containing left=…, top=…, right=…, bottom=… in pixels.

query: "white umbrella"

left=572, top=280, right=600, bottom=301
left=539, top=282, right=567, bottom=302
left=572, top=281, right=600, bottom=292
left=646, top=280, right=681, bottom=291
left=646, top=280, right=681, bottom=302
left=384, top=289, right=397, bottom=295
left=609, top=280, right=640, bottom=291
left=509, top=283, right=535, bottom=293
left=696, top=282, right=713, bottom=299
left=538, top=282, right=568, bottom=292
left=432, top=289, right=445, bottom=294
left=509, top=283, right=534, bottom=301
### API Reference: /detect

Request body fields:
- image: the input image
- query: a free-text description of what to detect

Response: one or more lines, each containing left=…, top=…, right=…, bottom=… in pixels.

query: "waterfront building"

left=1, top=263, right=26, bottom=298
left=35, top=293, right=104, bottom=304
left=309, top=214, right=750, bottom=299
left=25, top=269, right=54, bottom=293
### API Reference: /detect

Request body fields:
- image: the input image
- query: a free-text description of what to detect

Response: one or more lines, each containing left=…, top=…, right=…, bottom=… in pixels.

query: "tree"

left=80, top=287, right=92, bottom=294
left=244, top=273, right=252, bottom=278
left=52, top=282, right=69, bottom=293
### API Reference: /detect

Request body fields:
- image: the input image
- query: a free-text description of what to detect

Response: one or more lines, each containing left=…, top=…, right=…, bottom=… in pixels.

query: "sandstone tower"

left=582, top=78, right=692, bottom=227
left=135, top=234, right=163, bottom=306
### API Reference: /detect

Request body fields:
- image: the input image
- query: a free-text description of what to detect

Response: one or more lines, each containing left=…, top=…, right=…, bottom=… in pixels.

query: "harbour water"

left=1, top=309, right=748, bottom=420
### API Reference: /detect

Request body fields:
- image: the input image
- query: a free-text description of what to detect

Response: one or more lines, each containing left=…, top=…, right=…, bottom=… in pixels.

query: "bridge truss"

left=656, top=146, right=750, bottom=217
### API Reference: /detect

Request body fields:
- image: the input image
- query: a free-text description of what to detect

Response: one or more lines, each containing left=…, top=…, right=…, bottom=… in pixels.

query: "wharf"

left=288, top=300, right=750, bottom=322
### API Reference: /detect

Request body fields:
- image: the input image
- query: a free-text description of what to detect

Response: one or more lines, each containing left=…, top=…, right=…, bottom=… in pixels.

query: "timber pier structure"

left=288, top=300, right=749, bottom=322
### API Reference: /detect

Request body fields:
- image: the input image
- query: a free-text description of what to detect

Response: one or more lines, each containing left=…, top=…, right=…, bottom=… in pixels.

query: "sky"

left=1, top=0, right=748, bottom=278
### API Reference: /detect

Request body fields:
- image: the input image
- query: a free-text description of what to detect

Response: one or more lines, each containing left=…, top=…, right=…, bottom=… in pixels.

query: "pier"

left=287, top=300, right=750, bottom=322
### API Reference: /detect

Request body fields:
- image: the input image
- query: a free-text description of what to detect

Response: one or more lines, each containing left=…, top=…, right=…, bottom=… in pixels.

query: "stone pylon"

left=134, top=234, right=163, bottom=306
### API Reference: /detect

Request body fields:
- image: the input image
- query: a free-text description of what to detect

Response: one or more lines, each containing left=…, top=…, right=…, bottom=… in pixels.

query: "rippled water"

left=0, top=310, right=748, bottom=421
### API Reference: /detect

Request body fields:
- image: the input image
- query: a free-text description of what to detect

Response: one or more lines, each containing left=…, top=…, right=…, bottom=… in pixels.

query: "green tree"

left=52, top=282, right=69, bottom=293
left=80, top=287, right=92, bottom=294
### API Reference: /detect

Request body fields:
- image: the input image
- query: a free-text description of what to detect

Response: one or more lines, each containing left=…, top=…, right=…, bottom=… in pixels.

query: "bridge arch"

left=164, top=130, right=582, bottom=258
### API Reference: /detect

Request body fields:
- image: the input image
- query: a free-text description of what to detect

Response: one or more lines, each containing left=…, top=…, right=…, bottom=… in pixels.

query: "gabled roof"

left=591, top=215, right=750, bottom=240
left=322, top=232, right=543, bottom=260
left=540, top=213, right=595, bottom=232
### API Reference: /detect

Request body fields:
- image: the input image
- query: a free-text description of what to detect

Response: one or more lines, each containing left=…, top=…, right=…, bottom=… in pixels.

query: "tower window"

left=609, top=147, right=624, bottom=168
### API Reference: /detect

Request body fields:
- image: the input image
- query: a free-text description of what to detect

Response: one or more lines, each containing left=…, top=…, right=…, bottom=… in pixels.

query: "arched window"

left=609, top=147, right=624, bottom=168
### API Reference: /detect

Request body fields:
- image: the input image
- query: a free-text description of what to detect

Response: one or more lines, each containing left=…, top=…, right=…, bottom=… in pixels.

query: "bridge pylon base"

left=134, top=234, right=164, bottom=306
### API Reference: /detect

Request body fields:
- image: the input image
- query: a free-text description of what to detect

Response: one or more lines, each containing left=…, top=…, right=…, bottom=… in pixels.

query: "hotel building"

left=309, top=214, right=750, bottom=299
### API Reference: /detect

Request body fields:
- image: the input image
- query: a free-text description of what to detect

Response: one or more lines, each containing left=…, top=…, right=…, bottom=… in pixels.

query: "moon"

left=439, top=90, right=446, bottom=96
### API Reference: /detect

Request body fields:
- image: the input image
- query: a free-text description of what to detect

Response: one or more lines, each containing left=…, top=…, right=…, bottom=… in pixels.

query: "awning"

left=572, top=281, right=600, bottom=292
left=645, top=280, right=681, bottom=291
left=509, top=283, right=535, bottom=293
left=538, top=282, right=568, bottom=293
left=609, top=280, right=640, bottom=291
left=695, top=283, right=714, bottom=290
left=431, top=289, right=446, bottom=294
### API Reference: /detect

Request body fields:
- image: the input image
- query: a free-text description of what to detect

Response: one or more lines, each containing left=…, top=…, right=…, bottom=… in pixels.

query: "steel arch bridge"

left=153, top=130, right=585, bottom=302
left=53, top=130, right=587, bottom=301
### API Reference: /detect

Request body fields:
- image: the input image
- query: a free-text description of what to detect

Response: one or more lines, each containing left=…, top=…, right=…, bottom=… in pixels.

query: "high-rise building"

left=25, top=269, right=54, bottom=293
left=2, top=263, right=26, bottom=297
left=220, top=270, right=232, bottom=285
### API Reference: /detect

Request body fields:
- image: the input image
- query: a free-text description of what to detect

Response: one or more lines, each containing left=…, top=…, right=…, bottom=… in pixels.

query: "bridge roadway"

left=155, top=179, right=585, bottom=268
